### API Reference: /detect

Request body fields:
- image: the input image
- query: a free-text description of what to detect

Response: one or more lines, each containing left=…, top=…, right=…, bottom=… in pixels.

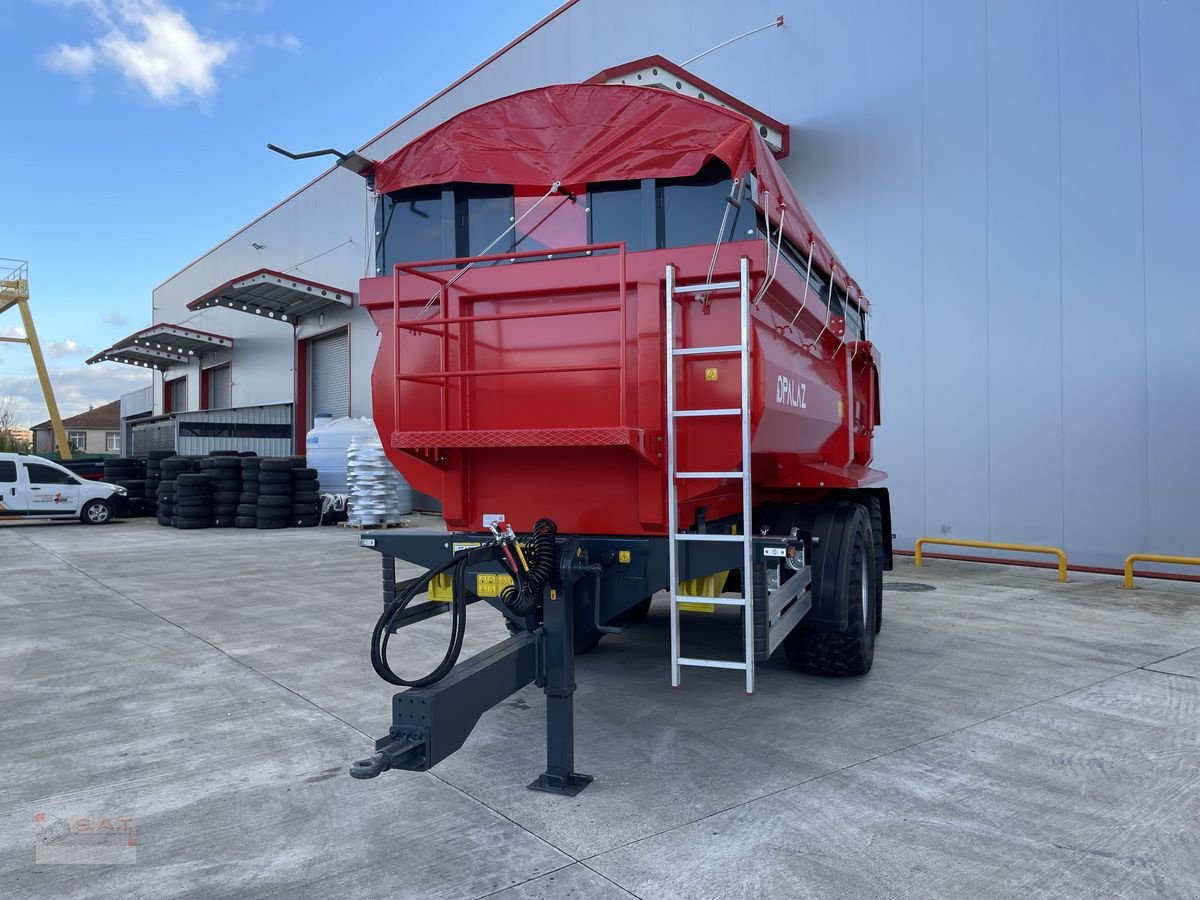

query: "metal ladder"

left=665, top=257, right=756, bottom=694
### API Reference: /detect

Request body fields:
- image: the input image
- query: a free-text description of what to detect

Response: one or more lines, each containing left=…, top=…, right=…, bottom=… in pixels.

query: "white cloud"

left=42, top=0, right=236, bottom=105
left=218, top=0, right=270, bottom=12
left=102, top=310, right=129, bottom=326
left=256, top=31, right=301, bottom=53
left=0, top=365, right=151, bottom=427
left=1, top=325, right=27, bottom=340
left=42, top=339, right=84, bottom=359
left=44, top=42, right=98, bottom=75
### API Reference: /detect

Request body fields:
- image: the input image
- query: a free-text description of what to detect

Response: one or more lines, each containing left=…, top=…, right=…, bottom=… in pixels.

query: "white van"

left=0, top=453, right=125, bottom=524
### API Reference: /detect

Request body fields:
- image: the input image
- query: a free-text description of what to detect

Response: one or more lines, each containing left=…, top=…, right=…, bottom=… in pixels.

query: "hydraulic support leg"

left=529, top=539, right=593, bottom=795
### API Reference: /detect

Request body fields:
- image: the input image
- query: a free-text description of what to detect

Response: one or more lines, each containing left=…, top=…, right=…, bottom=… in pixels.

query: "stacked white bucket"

left=306, top=416, right=412, bottom=525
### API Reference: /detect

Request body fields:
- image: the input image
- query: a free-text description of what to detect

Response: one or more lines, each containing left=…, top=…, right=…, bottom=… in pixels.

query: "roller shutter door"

left=309, top=330, right=350, bottom=425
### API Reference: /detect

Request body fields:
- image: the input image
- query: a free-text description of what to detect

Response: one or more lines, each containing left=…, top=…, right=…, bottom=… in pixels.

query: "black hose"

left=499, top=518, right=557, bottom=616
left=371, top=550, right=470, bottom=687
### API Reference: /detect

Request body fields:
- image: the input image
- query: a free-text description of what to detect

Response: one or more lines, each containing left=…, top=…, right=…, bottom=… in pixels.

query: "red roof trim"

left=153, top=0, right=584, bottom=291
left=585, top=55, right=790, bottom=159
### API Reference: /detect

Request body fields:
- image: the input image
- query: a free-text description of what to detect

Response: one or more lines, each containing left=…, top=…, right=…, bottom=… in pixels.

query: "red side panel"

left=361, top=242, right=883, bottom=536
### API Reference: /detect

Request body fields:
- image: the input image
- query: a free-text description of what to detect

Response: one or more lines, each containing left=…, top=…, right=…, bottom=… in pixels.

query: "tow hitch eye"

left=349, top=732, right=425, bottom=779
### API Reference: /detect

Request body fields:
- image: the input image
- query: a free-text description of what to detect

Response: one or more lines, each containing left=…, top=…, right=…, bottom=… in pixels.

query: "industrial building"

left=87, top=0, right=1199, bottom=570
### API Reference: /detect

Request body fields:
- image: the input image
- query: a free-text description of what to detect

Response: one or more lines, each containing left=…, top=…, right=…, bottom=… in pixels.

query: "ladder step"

left=672, top=280, right=740, bottom=295
left=674, top=533, right=746, bottom=543
left=672, top=595, right=746, bottom=607
left=677, top=657, right=749, bottom=671
left=676, top=471, right=744, bottom=479
left=671, top=408, right=741, bottom=418
left=671, top=344, right=744, bottom=357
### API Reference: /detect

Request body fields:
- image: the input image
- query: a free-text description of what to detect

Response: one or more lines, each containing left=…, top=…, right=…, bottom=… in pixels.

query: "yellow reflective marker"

left=618, top=550, right=631, bottom=563
left=705, top=368, right=719, bottom=381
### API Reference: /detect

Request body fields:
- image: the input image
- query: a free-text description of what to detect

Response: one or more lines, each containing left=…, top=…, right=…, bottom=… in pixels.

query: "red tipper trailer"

left=350, top=78, right=891, bottom=795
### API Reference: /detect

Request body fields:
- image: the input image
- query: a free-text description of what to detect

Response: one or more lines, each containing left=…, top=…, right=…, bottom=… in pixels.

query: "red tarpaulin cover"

left=372, top=83, right=862, bottom=300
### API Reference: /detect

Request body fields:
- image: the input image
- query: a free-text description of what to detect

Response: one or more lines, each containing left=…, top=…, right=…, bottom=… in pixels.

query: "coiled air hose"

left=371, top=518, right=558, bottom=688
left=371, top=550, right=470, bottom=687
left=499, top=518, right=557, bottom=616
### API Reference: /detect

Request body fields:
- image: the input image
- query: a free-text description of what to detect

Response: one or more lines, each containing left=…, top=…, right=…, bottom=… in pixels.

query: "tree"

left=0, top=396, right=31, bottom=453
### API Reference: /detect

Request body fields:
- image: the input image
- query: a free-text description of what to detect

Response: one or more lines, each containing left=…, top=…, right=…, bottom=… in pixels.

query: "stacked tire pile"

left=156, top=456, right=197, bottom=526
left=236, top=455, right=260, bottom=528
left=255, top=458, right=294, bottom=529
left=102, top=457, right=150, bottom=516
left=198, top=454, right=243, bottom=527
left=172, top=473, right=212, bottom=530
left=291, top=463, right=320, bottom=527
left=145, top=450, right=173, bottom=501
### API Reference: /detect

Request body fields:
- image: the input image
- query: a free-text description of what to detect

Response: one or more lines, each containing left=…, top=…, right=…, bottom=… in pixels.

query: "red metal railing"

left=391, top=242, right=631, bottom=455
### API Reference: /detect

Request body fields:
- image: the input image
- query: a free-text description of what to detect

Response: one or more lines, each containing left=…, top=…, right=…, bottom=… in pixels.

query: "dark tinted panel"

left=462, top=190, right=514, bottom=260
left=589, top=181, right=646, bottom=250
left=380, top=188, right=445, bottom=269
left=659, top=160, right=739, bottom=248
left=25, top=463, right=75, bottom=485
left=0, top=460, right=15, bottom=482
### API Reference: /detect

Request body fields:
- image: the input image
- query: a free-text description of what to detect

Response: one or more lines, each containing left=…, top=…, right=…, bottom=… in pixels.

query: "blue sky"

left=0, top=0, right=561, bottom=426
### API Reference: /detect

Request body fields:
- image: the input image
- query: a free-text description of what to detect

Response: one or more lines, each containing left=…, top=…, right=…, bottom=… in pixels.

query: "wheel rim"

left=860, top=544, right=870, bottom=626
left=88, top=504, right=108, bottom=523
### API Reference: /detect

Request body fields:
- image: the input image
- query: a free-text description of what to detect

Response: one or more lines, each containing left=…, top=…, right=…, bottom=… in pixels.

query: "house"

left=32, top=400, right=121, bottom=455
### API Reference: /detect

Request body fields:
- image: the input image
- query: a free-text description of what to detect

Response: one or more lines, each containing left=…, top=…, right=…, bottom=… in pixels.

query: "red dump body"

left=359, top=84, right=883, bottom=535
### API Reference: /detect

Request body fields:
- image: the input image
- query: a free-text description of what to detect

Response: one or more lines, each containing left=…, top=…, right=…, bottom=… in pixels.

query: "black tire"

left=292, top=491, right=320, bottom=504
left=209, top=457, right=242, bottom=469
left=157, top=515, right=174, bottom=526
left=256, top=518, right=288, bottom=529
left=149, top=449, right=175, bottom=460
left=212, top=491, right=240, bottom=505
left=80, top=499, right=114, bottom=525
left=209, top=450, right=240, bottom=458
left=211, top=517, right=236, bottom=528
left=289, top=456, right=307, bottom=468
left=294, top=516, right=319, bottom=527
left=783, top=504, right=877, bottom=677
left=238, top=451, right=258, bottom=458
left=236, top=503, right=259, bottom=517
left=258, top=484, right=292, bottom=497
left=259, top=459, right=292, bottom=473
left=174, top=517, right=211, bottom=529
left=238, top=492, right=259, bottom=504
left=259, top=495, right=291, bottom=509
left=863, top=496, right=885, bottom=635
left=235, top=516, right=257, bottom=528
left=258, top=471, right=292, bottom=484
left=175, top=473, right=209, bottom=488
left=292, top=468, right=319, bottom=479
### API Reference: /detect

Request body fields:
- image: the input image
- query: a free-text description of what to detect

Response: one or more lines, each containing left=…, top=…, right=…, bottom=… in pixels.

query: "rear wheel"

left=80, top=499, right=113, bottom=525
left=784, top=503, right=876, bottom=676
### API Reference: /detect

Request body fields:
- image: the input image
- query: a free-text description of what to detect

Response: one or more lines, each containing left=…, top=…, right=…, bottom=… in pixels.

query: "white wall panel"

left=1139, top=0, right=1200, bottom=561
left=1057, top=0, right=1148, bottom=562
left=985, top=0, right=1066, bottom=549
left=920, top=0, right=990, bottom=542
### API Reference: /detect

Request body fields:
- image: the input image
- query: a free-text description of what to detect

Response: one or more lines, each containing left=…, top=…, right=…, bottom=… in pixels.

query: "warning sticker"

left=475, top=573, right=514, bottom=598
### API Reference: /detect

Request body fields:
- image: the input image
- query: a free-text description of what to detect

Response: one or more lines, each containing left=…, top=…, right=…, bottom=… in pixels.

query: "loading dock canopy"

left=186, top=269, right=353, bottom=322
left=86, top=323, right=233, bottom=371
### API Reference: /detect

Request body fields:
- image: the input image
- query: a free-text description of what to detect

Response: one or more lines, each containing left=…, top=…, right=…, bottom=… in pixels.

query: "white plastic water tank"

left=305, top=416, right=413, bottom=510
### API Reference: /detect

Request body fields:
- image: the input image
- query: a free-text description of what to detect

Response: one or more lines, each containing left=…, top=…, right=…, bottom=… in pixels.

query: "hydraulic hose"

left=499, top=518, right=557, bottom=616
left=371, top=550, right=470, bottom=687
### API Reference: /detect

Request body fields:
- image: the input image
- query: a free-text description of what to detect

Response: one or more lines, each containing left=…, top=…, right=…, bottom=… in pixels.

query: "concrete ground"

left=1, top=518, right=1199, bottom=899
